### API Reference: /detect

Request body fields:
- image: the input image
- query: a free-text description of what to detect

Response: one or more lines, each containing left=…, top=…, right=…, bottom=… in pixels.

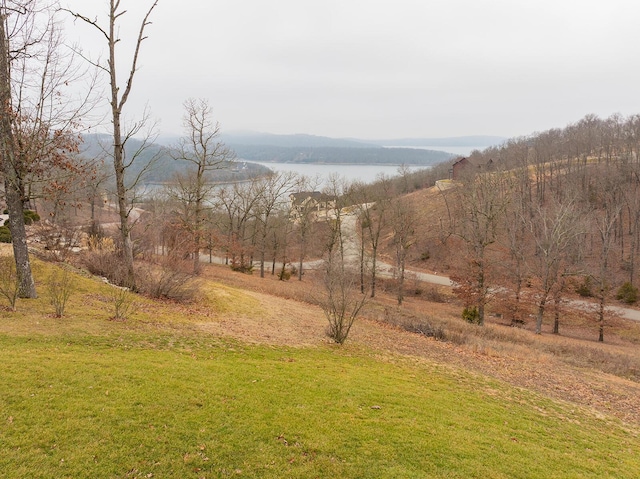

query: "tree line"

left=432, top=113, right=640, bottom=341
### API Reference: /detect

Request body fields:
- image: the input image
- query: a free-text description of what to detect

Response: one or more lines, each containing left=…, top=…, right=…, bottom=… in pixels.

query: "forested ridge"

left=228, top=144, right=453, bottom=165
left=394, top=113, right=640, bottom=341
left=68, top=113, right=640, bottom=345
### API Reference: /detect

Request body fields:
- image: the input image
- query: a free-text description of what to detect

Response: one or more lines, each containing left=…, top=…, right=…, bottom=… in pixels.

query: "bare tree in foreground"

left=320, top=257, right=368, bottom=344
left=1, top=1, right=96, bottom=297
left=317, top=175, right=368, bottom=343
left=66, top=0, right=160, bottom=290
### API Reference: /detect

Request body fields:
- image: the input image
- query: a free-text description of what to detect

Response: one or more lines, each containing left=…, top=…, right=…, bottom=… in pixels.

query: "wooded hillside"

left=390, top=113, right=640, bottom=341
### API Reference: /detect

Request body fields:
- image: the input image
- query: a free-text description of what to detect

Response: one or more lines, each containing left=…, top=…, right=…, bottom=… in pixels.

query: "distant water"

left=242, top=145, right=490, bottom=186
left=242, top=161, right=427, bottom=186
left=139, top=162, right=425, bottom=197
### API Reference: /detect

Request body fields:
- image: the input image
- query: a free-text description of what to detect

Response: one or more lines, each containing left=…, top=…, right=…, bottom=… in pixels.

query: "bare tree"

left=319, top=175, right=367, bottom=343
left=320, top=250, right=368, bottom=344
left=1, top=1, right=96, bottom=298
left=290, top=175, right=321, bottom=281
left=352, top=175, right=392, bottom=297
left=527, top=196, right=584, bottom=334
left=451, top=170, right=510, bottom=323
left=66, top=0, right=160, bottom=289
left=587, top=170, right=624, bottom=342
left=171, top=98, right=232, bottom=274
left=214, top=179, right=262, bottom=271
left=253, top=171, right=296, bottom=278
left=391, top=197, right=416, bottom=306
left=500, top=191, right=529, bottom=326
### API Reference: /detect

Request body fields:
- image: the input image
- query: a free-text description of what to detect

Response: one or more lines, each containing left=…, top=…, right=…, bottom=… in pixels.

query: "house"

left=450, top=157, right=494, bottom=180
left=289, top=191, right=336, bottom=222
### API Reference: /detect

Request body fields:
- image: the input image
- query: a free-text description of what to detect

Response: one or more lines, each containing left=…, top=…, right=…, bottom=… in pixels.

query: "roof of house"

left=290, top=191, right=335, bottom=205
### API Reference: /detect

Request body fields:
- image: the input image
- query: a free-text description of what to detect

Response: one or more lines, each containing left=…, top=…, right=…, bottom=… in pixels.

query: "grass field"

left=0, top=257, right=639, bottom=478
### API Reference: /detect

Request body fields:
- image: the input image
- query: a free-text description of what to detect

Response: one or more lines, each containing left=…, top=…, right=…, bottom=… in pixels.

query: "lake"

left=242, top=161, right=425, bottom=185
left=244, top=145, right=485, bottom=185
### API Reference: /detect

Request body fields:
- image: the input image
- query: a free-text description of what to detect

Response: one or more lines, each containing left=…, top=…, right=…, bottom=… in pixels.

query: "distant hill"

left=80, top=132, right=499, bottom=176
left=223, top=131, right=378, bottom=149
left=222, top=132, right=505, bottom=150
left=230, top=144, right=453, bottom=166
left=78, top=134, right=271, bottom=185
left=221, top=131, right=459, bottom=165
left=365, top=136, right=506, bottom=147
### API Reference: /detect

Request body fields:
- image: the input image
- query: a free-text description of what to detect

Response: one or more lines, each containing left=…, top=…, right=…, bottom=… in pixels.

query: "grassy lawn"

left=1, top=332, right=639, bottom=478
left=0, top=259, right=639, bottom=478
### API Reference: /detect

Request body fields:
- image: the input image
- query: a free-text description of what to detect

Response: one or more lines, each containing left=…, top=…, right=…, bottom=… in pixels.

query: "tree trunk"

left=536, top=296, right=547, bottom=334
left=0, top=14, right=36, bottom=298
left=553, top=304, right=560, bottom=334
left=360, top=222, right=365, bottom=294
left=598, top=289, right=605, bottom=342
left=371, top=246, right=377, bottom=298
left=192, top=201, right=202, bottom=275
left=112, top=120, right=136, bottom=289
left=397, top=252, right=405, bottom=306
left=298, top=222, right=308, bottom=281
left=109, top=23, right=135, bottom=289
left=259, top=229, right=267, bottom=278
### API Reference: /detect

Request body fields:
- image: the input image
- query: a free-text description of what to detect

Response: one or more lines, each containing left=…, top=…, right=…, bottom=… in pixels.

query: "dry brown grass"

left=199, top=260, right=640, bottom=425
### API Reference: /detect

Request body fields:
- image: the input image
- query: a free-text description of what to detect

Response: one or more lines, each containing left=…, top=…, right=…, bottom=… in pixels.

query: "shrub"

left=0, top=225, right=11, bottom=243
left=320, top=264, right=367, bottom=344
left=616, top=282, right=638, bottom=305
left=136, top=259, right=200, bottom=303
left=87, top=235, right=116, bottom=252
left=230, top=261, right=253, bottom=274
left=80, top=249, right=129, bottom=287
left=108, top=287, right=136, bottom=321
left=423, top=285, right=447, bottom=303
left=575, top=276, right=594, bottom=297
left=47, top=268, right=76, bottom=317
left=85, top=221, right=106, bottom=240
left=37, top=222, right=84, bottom=261
left=23, top=210, right=40, bottom=225
left=278, top=268, right=291, bottom=281
left=0, top=256, right=19, bottom=311
left=381, top=307, right=447, bottom=341
left=462, top=306, right=481, bottom=324
left=403, top=318, right=446, bottom=340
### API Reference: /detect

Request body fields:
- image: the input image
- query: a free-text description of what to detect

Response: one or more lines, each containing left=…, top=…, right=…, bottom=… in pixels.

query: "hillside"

left=366, top=135, right=507, bottom=147
left=78, top=133, right=454, bottom=183
left=1, top=247, right=640, bottom=477
left=5, top=114, right=640, bottom=476
left=78, top=134, right=271, bottom=184
left=228, top=144, right=453, bottom=166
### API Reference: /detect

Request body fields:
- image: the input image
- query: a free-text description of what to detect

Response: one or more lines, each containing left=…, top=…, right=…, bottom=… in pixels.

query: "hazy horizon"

left=63, top=1, right=640, bottom=141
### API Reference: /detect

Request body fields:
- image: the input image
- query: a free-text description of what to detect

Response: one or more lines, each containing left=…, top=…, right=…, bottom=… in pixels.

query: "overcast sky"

left=62, top=0, right=640, bottom=141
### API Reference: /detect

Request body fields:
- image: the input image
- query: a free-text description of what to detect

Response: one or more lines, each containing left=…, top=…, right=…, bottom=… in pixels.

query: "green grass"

left=0, top=331, right=639, bottom=478
left=0, top=257, right=639, bottom=477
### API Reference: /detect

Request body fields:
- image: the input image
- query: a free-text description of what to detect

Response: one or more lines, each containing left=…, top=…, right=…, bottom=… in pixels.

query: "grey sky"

left=63, top=0, right=640, bottom=140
